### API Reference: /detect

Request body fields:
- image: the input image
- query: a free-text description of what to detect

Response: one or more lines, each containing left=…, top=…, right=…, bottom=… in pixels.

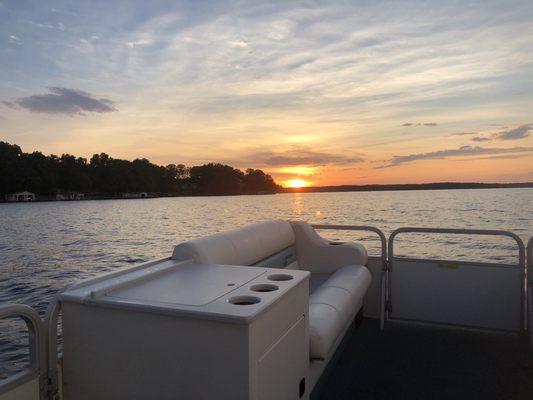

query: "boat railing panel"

left=311, top=224, right=387, bottom=329
left=0, top=304, right=46, bottom=400
left=388, top=227, right=527, bottom=332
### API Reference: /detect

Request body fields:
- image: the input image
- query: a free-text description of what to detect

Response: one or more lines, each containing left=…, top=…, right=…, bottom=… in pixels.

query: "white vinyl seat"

left=172, top=220, right=295, bottom=265
left=309, top=265, right=372, bottom=359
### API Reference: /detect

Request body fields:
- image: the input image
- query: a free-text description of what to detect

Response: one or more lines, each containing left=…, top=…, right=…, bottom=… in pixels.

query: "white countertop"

left=60, top=260, right=309, bottom=324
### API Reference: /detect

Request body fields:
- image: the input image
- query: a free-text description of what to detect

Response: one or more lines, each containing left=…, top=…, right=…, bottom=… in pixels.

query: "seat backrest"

left=172, top=220, right=295, bottom=266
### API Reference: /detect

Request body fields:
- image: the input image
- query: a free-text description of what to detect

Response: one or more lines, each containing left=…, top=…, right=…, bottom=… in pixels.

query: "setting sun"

left=286, top=179, right=309, bottom=188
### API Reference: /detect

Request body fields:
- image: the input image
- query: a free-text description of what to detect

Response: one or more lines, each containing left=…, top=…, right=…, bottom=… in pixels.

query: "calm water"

left=1, top=188, right=532, bottom=378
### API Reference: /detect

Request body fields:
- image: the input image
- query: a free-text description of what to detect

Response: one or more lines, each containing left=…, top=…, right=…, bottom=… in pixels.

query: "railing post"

left=525, top=237, right=533, bottom=347
left=526, top=237, right=533, bottom=284
left=0, top=304, right=46, bottom=399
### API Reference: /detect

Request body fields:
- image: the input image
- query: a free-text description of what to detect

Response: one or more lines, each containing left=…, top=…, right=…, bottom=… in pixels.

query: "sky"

left=1, top=0, right=532, bottom=187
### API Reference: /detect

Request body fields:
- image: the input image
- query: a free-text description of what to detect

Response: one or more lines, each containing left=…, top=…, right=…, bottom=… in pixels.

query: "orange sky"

left=1, top=1, right=532, bottom=187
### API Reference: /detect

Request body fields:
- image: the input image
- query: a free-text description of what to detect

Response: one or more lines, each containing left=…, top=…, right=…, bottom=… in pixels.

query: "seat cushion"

left=308, top=303, right=344, bottom=361
left=171, top=220, right=295, bottom=265
left=319, top=265, right=372, bottom=298
left=309, top=264, right=371, bottom=359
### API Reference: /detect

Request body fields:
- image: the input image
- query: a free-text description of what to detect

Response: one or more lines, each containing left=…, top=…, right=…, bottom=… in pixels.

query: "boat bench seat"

left=309, top=265, right=371, bottom=359
left=172, top=220, right=371, bottom=387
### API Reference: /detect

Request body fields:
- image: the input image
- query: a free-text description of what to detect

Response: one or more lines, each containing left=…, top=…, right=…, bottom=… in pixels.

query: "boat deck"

left=316, top=319, right=533, bottom=400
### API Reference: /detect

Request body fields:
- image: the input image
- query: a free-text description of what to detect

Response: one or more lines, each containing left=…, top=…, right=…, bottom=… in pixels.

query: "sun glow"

left=278, top=166, right=316, bottom=176
left=285, top=179, right=309, bottom=188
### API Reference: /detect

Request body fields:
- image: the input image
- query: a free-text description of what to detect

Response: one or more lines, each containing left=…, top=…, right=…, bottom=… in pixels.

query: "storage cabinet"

left=60, top=263, right=310, bottom=400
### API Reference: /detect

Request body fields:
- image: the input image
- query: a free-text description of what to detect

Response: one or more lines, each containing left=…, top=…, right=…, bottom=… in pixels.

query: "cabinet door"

left=256, top=315, right=309, bottom=400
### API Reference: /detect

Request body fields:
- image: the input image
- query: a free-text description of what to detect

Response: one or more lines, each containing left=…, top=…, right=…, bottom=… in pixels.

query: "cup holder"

left=267, top=274, right=294, bottom=282
left=228, top=295, right=261, bottom=306
left=250, top=284, right=279, bottom=292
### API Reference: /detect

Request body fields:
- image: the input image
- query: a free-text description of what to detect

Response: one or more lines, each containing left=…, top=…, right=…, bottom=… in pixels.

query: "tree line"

left=0, top=141, right=281, bottom=198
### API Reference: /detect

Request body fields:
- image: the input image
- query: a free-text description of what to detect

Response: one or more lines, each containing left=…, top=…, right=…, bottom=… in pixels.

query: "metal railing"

left=388, top=227, right=527, bottom=331
left=526, top=236, right=533, bottom=347
left=526, top=237, right=533, bottom=284
left=0, top=304, right=46, bottom=399
left=312, top=225, right=387, bottom=260
left=312, top=224, right=387, bottom=329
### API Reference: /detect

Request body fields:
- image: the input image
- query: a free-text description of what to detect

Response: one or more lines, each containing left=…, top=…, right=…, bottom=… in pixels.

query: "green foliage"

left=0, top=141, right=281, bottom=197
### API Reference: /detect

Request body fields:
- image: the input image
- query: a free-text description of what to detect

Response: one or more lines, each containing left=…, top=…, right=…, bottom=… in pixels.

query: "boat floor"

left=316, top=318, right=533, bottom=400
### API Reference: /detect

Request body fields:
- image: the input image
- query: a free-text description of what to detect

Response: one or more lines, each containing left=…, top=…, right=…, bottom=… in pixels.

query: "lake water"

left=1, top=188, right=532, bottom=378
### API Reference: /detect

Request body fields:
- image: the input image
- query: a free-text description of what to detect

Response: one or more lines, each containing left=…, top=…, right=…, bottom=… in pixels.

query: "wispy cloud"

left=245, top=147, right=363, bottom=167
left=30, top=21, right=66, bottom=31
left=9, top=87, right=116, bottom=115
left=471, top=136, right=491, bottom=142
left=450, top=132, right=477, bottom=136
left=381, top=145, right=533, bottom=168
left=402, top=122, right=439, bottom=127
left=496, top=124, right=531, bottom=140
left=462, top=124, right=532, bottom=142
left=8, top=35, right=21, bottom=44
left=2, top=101, right=18, bottom=109
left=458, top=153, right=532, bottom=161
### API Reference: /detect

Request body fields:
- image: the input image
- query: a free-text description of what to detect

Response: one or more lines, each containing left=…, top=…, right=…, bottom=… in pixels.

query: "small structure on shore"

left=121, top=192, right=150, bottom=199
left=6, top=191, right=36, bottom=202
left=56, top=192, right=85, bottom=201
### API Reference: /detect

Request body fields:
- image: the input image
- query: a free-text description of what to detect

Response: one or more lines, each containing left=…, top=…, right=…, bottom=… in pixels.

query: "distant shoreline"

left=0, top=192, right=275, bottom=203
left=2, top=182, right=531, bottom=203
left=283, top=182, right=533, bottom=194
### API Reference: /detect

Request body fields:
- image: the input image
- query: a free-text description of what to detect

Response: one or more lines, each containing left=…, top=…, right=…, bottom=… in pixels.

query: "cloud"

left=496, top=124, right=531, bottom=140
left=8, top=35, right=21, bottom=44
left=450, top=132, right=477, bottom=136
left=32, top=22, right=55, bottom=29
left=402, top=122, right=439, bottom=127
left=471, top=136, right=491, bottom=142
left=192, top=92, right=311, bottom=113
left=1, top=101, right=17, bottom=109
left=246, top=148, right=364, bottom=167
left=11, top=87, right=116, bottom=115
left=273, top=171, right=318, bottom=180
left=449, top=124, right=531, bottom=142
left=381, top=145, right=533, bottom=167
left=459, top=153, right=532, bottom=161
left=126, top=39, right=152, bottom=49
